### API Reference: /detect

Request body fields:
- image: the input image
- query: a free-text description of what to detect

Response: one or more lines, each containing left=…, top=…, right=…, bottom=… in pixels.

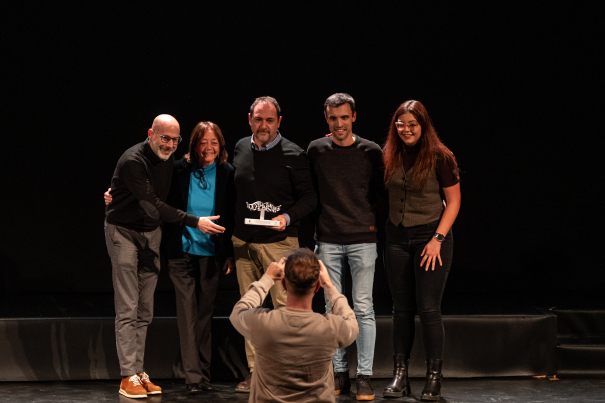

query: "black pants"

left=168, top=253, right=220, bottom=384
left=384, top=219, right=453, bottom=359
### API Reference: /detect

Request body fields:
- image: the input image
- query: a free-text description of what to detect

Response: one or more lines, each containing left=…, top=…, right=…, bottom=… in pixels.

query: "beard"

left=255, top=130, right=271, bottom=140
left=150, top=140, right=175, bottom=160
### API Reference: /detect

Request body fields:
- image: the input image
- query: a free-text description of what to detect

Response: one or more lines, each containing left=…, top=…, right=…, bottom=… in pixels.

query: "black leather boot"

left=420, top=358, right=443, bottom=401
left=383, top=354, right=410, bottom=397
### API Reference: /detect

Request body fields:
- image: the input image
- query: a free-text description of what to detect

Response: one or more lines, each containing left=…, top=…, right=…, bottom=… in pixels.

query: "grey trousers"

left=105, top=221, right=161, bottom=376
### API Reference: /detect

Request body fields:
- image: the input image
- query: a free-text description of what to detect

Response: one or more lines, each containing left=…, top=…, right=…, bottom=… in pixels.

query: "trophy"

left=245, top=201, right=282, bottom=227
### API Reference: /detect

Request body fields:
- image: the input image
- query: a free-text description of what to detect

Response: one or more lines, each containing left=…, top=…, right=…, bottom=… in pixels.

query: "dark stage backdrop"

left=2, top=2, right=603, bottom=301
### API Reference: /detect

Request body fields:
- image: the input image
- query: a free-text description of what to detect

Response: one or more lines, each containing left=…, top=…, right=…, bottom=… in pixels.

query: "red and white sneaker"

left=137, top=372, right=162, bottom=394
left=119, top=374, right=147, bottom=398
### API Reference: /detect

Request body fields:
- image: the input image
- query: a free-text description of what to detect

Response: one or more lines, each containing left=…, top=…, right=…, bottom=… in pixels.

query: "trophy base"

left=245, top=218, right=281, bottom=227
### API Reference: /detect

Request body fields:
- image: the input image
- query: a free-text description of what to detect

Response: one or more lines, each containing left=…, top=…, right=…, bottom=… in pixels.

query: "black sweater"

left=307, top=135, right=386, bottom=244
left=232, top=136, right=317, bottom=243
left=105, top=140, right=199, bottom=232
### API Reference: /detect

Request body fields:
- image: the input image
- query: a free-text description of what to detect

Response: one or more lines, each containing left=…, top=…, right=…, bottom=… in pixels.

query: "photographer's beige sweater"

left=230, top=275, right=359, bottom=402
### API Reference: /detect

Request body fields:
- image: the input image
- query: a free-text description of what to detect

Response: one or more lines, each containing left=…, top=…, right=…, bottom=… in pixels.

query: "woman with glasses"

left=381, top=100, right=461, bottom=401
left=105, top=121, right=235, bottom=394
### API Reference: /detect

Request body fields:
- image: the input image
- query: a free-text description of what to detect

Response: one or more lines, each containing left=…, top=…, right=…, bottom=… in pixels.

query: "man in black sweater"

left=307, top=94, right=386, bottom=401
left=231, top=97, right=317, bottom=392
left=105, top=114, right=224, bottom=399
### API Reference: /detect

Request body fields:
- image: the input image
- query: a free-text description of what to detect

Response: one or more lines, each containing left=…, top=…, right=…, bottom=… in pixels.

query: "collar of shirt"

left=251, top=131, right=282, bottom=151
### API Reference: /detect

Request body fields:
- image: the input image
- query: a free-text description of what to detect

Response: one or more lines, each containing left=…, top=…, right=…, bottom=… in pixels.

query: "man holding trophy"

left=231, top=96, right=317, bottom=392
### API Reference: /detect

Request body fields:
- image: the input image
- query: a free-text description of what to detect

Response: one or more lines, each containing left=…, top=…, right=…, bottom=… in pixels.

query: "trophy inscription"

left=244, top=201, right=282, bottom=226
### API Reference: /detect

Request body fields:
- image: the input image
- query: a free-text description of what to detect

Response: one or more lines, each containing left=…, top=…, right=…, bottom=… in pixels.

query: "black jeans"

left=384, top=219, right=453, bottom=359
left=169, top=253, right=220, bottom=384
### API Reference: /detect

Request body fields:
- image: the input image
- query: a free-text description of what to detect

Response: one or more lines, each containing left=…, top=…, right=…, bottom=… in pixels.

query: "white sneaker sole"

left=119, top=389, right=147, bottom=398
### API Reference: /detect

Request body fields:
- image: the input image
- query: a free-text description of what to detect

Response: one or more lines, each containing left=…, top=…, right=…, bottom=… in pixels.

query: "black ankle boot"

left=421, top=358, right=443, bottom=401
left=383, top=354, right=410, bottom=397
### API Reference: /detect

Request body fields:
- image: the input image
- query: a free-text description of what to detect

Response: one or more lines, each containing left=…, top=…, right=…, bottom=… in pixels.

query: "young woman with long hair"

left=382, top=100, right=461, bottom=401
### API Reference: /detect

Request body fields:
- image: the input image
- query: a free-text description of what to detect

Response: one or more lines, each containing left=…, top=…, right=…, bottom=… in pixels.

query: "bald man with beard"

left=105, top=115, right=224, bottom=398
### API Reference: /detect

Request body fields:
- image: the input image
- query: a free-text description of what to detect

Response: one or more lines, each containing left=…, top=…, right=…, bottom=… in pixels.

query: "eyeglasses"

left=395, top=122, right=419, bottom=130
left=153, top=130, right=182, bottom=144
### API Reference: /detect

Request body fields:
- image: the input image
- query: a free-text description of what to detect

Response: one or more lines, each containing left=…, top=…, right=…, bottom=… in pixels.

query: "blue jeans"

left=316, top=242, right=377, bottom=375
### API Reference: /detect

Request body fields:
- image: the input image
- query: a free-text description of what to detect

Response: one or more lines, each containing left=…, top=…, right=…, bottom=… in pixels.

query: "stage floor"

left=1, top=378, right=604, bottom=403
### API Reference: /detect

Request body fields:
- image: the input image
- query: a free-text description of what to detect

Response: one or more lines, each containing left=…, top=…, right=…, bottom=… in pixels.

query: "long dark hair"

left=184, top=121, right=228, bottom=189
left=383, top=100, right=459, bottom=189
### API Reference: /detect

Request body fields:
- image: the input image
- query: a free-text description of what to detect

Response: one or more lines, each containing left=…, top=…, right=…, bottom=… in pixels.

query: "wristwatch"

left=434, top=233, right=446, bottom=242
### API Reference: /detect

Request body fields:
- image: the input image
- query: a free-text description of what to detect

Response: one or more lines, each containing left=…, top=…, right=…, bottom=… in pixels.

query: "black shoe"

left=383, top=355, right=410, bottom=398
left=356, top=374, right=375, bottom=401
left=186, top=383, right=203, bottom=395
left=334, top=371, right=351, bottom=395
left=235, top=372, right=252, bottom=393
left=198, top=378, right=213, bottom=391
left=421, top=358, right=443, bottom=401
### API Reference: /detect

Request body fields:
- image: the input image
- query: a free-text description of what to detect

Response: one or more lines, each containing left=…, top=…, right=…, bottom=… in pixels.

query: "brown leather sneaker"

left=356, top=374, right=375, bottom=400
left=137, top=372, right=162, bottom=394
left=119, top=374, right=147, bottom=398
left=235, top=372, right=252, bottom=393
left=334, top=371, right=351, bottom=395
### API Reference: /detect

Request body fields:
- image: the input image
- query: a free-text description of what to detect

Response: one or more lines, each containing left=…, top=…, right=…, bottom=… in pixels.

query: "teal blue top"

left=182, top=162, right=216, bottom=256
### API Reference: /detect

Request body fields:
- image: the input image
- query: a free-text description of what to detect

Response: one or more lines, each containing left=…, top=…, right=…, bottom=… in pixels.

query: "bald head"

left=151, top=114, right=180, bottom=133
left=148, top=114, right=181, bottom=160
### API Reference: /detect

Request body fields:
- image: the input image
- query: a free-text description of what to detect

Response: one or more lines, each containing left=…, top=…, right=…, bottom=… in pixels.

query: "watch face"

left=435, top=233, right=445, bottom=242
